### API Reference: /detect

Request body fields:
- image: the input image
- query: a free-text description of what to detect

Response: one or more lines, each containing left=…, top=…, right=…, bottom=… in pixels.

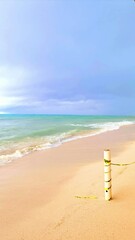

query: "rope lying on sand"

left=75, top=195, right=98, bottom=199
left=75, top=160, right=135, bottom=200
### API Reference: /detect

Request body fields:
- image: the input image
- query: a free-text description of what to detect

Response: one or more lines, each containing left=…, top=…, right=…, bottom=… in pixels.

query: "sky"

left=0, top=0, right=135, bottom=115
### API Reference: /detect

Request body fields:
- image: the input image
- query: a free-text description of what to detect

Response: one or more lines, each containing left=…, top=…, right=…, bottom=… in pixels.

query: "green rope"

left=111, top=162, right=135, bottom=166
left=75, top=159, right=135, bottom=200
left=104, top=159, right=135, bottom=166
left=75, top=195, right=98, bottom=200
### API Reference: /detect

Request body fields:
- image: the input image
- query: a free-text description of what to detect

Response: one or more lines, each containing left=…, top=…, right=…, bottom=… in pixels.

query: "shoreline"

left=1, top=124, right=135, bottom=168
left=0, top=122, right=134, bottom=166
left=1, top=124, right=135, bottom=239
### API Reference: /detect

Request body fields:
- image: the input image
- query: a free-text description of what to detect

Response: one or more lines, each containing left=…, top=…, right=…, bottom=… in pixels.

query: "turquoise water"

left=0, top=114, right=135, bottom=165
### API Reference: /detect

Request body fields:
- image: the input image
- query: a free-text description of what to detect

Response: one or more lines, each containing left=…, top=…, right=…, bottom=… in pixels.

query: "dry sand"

left=0, top=125, right=135, bottom=240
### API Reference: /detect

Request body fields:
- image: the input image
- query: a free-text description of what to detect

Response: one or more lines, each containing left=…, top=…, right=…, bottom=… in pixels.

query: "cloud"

left=35, top=99, right=103, bottom=114
left=0, top=65, right=32, bottom=95
left=0, top=96, right=27, bottom=109
left=0, top=65, right=104, bottom=114
left=0, top=63, right=135, bottom=115
left=0, top=111, right=9, bottom=114
left=0, top=1, right=135, bottom=115
left=0, top=97, right=104, bottom=115
left=0, top=65, right=33, bottom=112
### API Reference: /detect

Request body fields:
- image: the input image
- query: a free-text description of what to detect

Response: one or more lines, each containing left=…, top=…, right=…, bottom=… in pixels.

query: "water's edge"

left=0, top=115, right=135, bottom=165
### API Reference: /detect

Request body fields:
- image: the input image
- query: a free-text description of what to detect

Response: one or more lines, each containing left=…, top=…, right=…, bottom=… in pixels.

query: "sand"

left=0, top=125, right=135, bottom=240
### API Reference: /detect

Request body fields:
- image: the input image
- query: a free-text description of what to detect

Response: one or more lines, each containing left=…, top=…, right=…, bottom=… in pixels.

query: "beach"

left=0, top=0, right=134, bottom=239
left=0, top=124, right=135, bottom=240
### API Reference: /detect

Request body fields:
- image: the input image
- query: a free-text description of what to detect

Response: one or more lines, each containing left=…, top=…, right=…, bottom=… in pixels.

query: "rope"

left=104, top=159, right=135, bottom=166
left=111, top=162, right=135, bottom=166
left=75, top=195, right=98, bottom=199
left=75, top=159, right=135, bottom=200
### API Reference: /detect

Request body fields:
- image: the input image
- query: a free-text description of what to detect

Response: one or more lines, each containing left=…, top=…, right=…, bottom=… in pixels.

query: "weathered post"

left=104, top=149, right=112, bottom=201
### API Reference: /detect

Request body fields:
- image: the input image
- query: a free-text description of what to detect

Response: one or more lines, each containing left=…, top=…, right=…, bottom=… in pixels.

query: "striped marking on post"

left=104, top=149, right=112, bottom=201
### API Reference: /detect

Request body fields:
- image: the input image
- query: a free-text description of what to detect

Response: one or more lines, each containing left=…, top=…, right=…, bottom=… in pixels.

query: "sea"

left=0, top=114, right=135, bottom=165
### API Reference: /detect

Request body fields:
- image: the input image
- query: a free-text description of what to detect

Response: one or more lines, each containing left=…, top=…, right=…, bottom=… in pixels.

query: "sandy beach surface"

left=0, top=125, right=135, bottom=240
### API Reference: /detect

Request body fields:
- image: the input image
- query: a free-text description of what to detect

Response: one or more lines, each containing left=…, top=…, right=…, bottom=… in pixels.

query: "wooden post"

left=104, top=149, right=112, bottom=201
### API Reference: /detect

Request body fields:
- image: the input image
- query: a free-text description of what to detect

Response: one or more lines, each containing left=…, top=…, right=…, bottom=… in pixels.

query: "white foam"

left=61, top=121, right=135, bottom=144
left=0, top=150, right=24, bottom=165
left=69, top=120, right=134, bottom=129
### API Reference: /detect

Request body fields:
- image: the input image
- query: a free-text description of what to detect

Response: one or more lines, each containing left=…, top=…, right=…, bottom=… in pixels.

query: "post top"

left=104, top=149, right=110, bottom=152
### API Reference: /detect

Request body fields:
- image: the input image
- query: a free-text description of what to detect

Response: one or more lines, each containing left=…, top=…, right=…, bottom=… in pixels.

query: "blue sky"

left=0, top=0, right=135, bottom=115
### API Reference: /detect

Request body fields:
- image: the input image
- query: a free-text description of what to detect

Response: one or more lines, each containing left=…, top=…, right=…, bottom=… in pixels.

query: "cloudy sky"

left=0, top=0, right=135, bottom=115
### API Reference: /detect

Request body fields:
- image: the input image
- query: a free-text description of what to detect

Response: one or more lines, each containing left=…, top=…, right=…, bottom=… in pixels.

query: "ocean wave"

left=0, top=131, right=77, bottom=165
left=69, top=120, right=134, bottom=130
left=0, top=120, right=134, bottom=165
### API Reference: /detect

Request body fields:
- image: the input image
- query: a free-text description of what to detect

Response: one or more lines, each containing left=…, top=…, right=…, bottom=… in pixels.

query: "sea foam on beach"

left=0, top=114, right=135, bottom=165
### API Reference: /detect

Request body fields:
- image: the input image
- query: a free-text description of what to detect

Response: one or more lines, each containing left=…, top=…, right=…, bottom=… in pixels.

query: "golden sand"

left=0, top=125, right=135, bottom=240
